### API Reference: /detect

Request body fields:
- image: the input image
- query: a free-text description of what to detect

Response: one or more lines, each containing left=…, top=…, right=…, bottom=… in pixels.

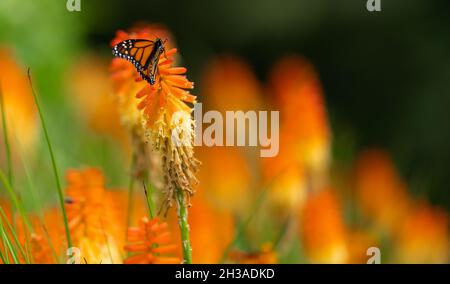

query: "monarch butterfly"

left=112, top=38, right=166, bottom=85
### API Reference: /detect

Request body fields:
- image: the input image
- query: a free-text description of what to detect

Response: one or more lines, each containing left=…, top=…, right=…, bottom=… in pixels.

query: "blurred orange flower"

left=262, top=129, right=307, bottom=215
left=28, top=233, right=55, bottom=264
left=0, top=48, right=39, bottom=161
left=8, top=207, right=63, bottom=264
left=301, top=189, right=349, bottom=263
left=196, top=146, right=252, bottom=214
left=124, top=217, right=180, bottom=264
left=31, top=208, right=66, bottom=263
left=201, top=55, right=263, bottom=112
left=67, top=54, right=128, bottom=149
left=65, top=168, right=127, bottom=264
left=393, top=203, right=449, bottom=263
left=346, top=230, right=378, bottom=264
left=269, top=56, right=330, bottom=187
left=354, top=149, right=411, bottom=234
left=198, top=55, right=264, bottom=214
left=228, top=243, right=278, bottom=264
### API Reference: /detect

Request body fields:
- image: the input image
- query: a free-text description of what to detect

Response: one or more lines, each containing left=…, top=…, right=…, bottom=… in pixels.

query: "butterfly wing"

left=112, top=39, right=157, bottom=84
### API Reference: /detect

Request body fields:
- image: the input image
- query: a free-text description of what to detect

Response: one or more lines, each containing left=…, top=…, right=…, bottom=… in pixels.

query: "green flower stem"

left=176, top=189, right=192, bottom=264
left=27, top=70, right=72, bottom=249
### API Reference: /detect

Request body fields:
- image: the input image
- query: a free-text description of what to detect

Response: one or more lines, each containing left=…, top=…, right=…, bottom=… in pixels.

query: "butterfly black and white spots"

left=112, top=38, right=166, bottom=85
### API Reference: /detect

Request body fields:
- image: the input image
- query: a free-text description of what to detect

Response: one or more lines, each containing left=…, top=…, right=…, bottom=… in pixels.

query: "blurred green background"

left=0, top=0, right=449, bottom=210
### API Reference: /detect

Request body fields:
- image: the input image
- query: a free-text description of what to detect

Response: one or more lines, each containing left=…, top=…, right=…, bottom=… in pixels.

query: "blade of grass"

left=0, top=169, right=33, bottom=231
left=0, top=171, right=32, bottom=263
left=1, top=233, right=19, bottom=263
left=273, top=215, right=293, bottom=250
left=143, top=180, right=155, bottom=219
left=15, top=138, right=42, bottom=215
left=14, top=140, right=59, bottom=263
left=13, top=139, right=59, bottom=263
left=0, top=84, right=13, bottom=187
left=218, top=165, right=294, bottom=263
left=1, top=229, right=8, bottom=264
left=131, top=133, right=156, bottom=220
left=0, top=216, right=20, bottom=264
left=23, top=231, right=32, bottom=264
left=219, top=186, right=269, bottom=263
left=0, top=246, right=6, bottom=264
left=27, top=70, right=72, bottom=249
left=0, top=240, right=9, bottom=264
left=0, top=207, right=29, bottom=263
left=40, top=223, right=59, bottom=263
left=126, top=153, right=137, bottom=231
